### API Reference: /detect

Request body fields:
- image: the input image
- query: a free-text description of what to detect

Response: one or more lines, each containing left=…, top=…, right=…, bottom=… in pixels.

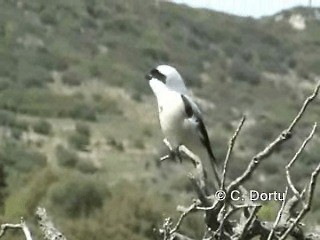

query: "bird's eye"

left=150, top=69, right=166, bottom=83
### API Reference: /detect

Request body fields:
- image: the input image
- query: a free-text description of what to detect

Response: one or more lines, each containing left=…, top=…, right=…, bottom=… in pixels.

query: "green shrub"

left=55, top=145, right=78, bottom=168
left=10, top=127, right=23, bottom=140
left=68, top=133, right=90, bottom=151
left=4, top=167, right=58, bottom=217
left=40, top=8, right=58, bottom=25
left=17, top=65, right=52, bottom=88
left=0, top=89, right=104, bottom=120
left=0, top=110, right=15, bottom=127
left=133, top=139, right=145, bottom=150
left=76, top=159, right=98, bottom=174
left=107, top=137, right=124, bottom=151
left=13, top=119, right=29, bottom=131
left=33, top=119, right=52, bottom=135
left=229, top=57, right=261, bottom=84
left=0, top=111, right=29, bottom=133
left=0, top=89, right=79, bottom=117
left=0, top=140, right=47, bottom=173
left=67, top=122, right=91, bottom=151
left=62, top=71, right=83, bottom=86
left=70, top=103, right=97, bottom=121
left=0, top=77, right=11, bottom=91
left=75, top=122, right=90, bottom=137
left=49, top=174, right=109, bottom=218
left=100, top=181, right=174, bottom=239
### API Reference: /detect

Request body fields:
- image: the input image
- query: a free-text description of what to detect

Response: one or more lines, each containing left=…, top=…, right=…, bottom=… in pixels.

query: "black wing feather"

left=181, top=94, right=193, bottom=118
left=180, top=94, right=217, bottom=163
left=196, top=117, right=217, bottom=163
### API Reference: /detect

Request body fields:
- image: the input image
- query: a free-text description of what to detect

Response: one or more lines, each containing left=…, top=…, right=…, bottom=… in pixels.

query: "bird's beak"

left=145, top=73, right=152, bottom=81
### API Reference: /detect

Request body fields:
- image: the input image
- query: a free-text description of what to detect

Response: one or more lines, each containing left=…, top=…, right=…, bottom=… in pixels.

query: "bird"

left=145, top=64, right=220, bottom=191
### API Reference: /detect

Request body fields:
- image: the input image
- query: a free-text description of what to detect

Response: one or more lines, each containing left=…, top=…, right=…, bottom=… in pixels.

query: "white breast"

left=157, top=90, right=186, bottom=147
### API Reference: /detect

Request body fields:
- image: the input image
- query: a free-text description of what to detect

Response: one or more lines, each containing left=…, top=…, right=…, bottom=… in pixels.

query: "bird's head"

left=145, top=65, right=187, bottom=94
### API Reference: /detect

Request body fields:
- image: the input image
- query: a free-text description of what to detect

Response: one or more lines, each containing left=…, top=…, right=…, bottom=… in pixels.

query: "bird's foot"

left=175, top=145, right=183, bottom=163
left=160, top=145, right=183, bottom=163
left=160, top=139, right=183, bottom=162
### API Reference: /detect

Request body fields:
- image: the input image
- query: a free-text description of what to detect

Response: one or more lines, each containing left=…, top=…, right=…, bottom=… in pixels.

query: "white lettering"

left=231, top=190, right=241, bottom=201
left=250, top=190, right=259, bottom=201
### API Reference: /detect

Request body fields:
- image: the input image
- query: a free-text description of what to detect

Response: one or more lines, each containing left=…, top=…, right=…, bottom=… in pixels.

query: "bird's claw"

left=175, top=146, right=183, bottom=162
left=167, top=145, right=183, bottom=162
left=160, top=145, right=183, bottom=163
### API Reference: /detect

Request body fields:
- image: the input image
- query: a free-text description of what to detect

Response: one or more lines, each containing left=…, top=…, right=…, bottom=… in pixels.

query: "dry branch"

left=36, top=207, right=66, bottom=240
left=0, top=218, right=32, bottom=240
left=280, top=163, right=320, bottom=240
left=157, top=82, right=320, bottom=240
left=0, top=208, right=66, bottom=240
left=236, top=205, right=261, bottom=240
left=286, top=123, right=317, bottom=199
left=266, top=187, right=288, bottom=240
left=227, top=81, right=320, bottom=193
left=221, top=116, right=246, bottom=190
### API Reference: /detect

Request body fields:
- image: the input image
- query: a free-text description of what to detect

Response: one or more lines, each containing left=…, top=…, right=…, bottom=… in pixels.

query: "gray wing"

left=180, top=94, right=217, bottom=163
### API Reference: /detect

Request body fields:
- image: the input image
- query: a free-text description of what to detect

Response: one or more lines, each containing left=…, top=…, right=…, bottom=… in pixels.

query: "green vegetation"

left=48, top=173, right=108, bottom=218
left=33, top=119, right=52, bottom=135
left=0, top=0, right=319, bottom=239
left=68, top=122, right=91, bottom=150
left=55, top=145, right=79, bottom=168
left=0, top=140, right=47, bottom=174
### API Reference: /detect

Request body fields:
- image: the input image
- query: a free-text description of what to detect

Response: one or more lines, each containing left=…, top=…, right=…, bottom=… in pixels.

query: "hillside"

left=0, top=0, right=319, bottom=239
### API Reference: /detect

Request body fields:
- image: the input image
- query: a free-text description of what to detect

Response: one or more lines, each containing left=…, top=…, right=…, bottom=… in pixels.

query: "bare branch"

left=172, top=232, right=195, bottom=240
left=189, top=175, right=211, bottom=206
left=236, top=205, right=261, bottom=240
left=266, top=187, right=288, bottom=240
left=221, top=116, right=246, bottom=190
left=286, top=123, right=317, bottom=198
left=280, top=163, right=320, bottom=240
left=0, top=218, right=32, bottom=240
left=170, top=199, right=222, bottom=237
left=227, top=82, right=320, bottom=192
left=170, top=203, right=197, bottom=234
left=36, top=207, right=67, bottom=240
left=287, top=82, right=320, bottom=132
left=179, top=145, right=214, bottom=193
left=215, top=204, right=255, bottom=239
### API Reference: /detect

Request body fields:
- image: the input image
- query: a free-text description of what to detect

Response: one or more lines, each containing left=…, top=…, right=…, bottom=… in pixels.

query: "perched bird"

left=146, top=65, right=220, bottom=190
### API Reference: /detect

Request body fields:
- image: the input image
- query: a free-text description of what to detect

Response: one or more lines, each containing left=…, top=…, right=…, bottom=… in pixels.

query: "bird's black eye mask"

left=145, top=69, right=167, bottom=83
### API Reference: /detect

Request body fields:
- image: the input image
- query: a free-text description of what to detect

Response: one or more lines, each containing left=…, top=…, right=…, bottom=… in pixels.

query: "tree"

left=154, top=82, right=320, bottom=240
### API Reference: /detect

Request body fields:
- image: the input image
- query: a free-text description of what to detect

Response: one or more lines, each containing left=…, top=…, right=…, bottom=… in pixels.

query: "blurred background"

left=0, top=0, right=319, bottom=239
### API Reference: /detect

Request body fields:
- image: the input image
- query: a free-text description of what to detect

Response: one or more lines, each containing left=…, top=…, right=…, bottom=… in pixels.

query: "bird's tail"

left=206, top=147, right=222, bottom=191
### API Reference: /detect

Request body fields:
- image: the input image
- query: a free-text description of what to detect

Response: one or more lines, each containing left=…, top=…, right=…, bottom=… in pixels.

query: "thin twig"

left=267, top=187, right=288, bottom=240
left=227, top=82, right=320, bottom=192
left=221, top=116, right=246, bottom=190
left=279, top=163, right=320, bottom=240
left=287, top=82, right=320, bottom=132
left=215, top=204, right=255, bottom=240
left=237, top=205, right=261, bottom=240
left=170, top=201, right=220, bottom=236
left=189, top=174, right=210, bottom=206
left=170, top=203, right=197, bottom=234
left=286, top=123, right=317, bottom=198
left=0, top=218, right=32, bottom=240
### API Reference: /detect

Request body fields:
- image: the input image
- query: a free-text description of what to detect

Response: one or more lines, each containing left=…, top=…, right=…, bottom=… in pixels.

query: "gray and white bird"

left=145, top=65, right=220, bottom=189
